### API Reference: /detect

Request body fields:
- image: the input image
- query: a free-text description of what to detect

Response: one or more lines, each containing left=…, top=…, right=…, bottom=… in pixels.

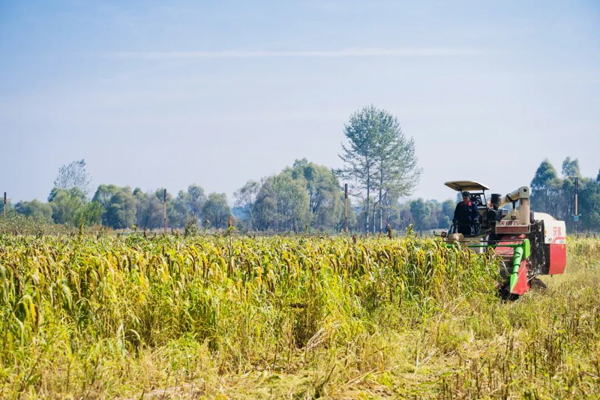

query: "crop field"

left=0, top=233, right=599, bottom=399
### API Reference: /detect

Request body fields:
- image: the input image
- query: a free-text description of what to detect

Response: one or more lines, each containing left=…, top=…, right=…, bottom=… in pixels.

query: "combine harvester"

left=441, top=181, right=567, bottom=298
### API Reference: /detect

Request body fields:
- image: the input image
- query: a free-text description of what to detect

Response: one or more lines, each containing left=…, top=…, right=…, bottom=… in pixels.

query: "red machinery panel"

left=548, top=239, right=567, bottom=275
left=495, top=234, right=526, bottom=259
left=496, top=220, right=530, bottom=235
left=512, top=260, right=530, bottom=295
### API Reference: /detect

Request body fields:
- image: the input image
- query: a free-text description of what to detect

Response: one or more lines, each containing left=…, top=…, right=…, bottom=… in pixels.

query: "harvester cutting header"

left=442, top=181, right=567, bottom=298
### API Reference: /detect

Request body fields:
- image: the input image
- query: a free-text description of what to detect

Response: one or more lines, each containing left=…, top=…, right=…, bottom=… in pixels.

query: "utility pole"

left=573, top=177, right=580, bottom=236
left=344, top=184, right=349, bottom=232
left=163, top=189, right=167, bottom=234
left=3, top=192, right=6, bottom=218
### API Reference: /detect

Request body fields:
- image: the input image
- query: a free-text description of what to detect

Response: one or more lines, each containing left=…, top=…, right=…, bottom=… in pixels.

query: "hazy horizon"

left=2, top=1, right=599, bottom=204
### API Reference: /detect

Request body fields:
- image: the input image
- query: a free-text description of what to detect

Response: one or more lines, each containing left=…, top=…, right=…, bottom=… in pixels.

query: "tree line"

left=4, top=159, right=460, bottom=233
left=4, top=105, right=600, bottom=233
left=530, top=157, right=600, bottom=231
left=3, top=106, right=423, bottom=233
left=11, top=177, right=233, bottom=232
left=6, top=159, right=351, bottom=232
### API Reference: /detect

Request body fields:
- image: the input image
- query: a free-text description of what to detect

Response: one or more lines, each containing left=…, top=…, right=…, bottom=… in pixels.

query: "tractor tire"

left=529, top=277, right=547, bottom=291
left=497, top=282, right=519, bottom=301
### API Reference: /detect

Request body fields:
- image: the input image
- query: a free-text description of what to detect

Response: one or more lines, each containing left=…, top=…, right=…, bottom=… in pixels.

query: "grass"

left=0, top=232, right=598, bottom=399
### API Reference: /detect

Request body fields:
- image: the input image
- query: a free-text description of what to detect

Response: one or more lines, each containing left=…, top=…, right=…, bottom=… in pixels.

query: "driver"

left=453, top=191, right=479, bottom=236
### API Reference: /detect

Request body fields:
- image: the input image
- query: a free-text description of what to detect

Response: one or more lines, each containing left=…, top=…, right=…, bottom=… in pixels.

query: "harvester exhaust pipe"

left=491, top=193, right=501, bottom=210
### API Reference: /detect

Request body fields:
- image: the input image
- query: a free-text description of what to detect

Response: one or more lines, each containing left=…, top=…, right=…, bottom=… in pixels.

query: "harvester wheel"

left=497, top=282, right=519, bottom=301
left=529, top=277, right=547, bottom=291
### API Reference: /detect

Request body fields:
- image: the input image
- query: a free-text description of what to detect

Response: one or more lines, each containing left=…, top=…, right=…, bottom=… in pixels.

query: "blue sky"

left=1, top=0, right=599, bottom=203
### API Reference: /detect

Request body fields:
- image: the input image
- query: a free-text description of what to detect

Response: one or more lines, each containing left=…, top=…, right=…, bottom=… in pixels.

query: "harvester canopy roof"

left=444, top=181, right=490, bottom=192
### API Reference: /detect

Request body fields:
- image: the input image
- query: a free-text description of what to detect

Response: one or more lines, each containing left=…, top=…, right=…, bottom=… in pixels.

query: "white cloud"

left=105, top=47, right=483, bottom=60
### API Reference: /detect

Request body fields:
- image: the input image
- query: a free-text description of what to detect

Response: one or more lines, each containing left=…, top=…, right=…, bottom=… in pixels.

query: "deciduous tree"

left=186, top=184, right=206, bottom=223
left=291, top=159, right=343, bottom=230
left=14, top=200, right=53, bottom=222
left=54, top=159, right=92, bottom=195
left=105, top=188, right=136, bottom=229
left=409, top=199, right=431, bottom=232
left=48, top=187, right=87, bottom=225
left=134, top=189, right=163, bottom=229
left=339, top=105, right=420, bottom=232
left=234, top=180, right=260, bottom=229
left=531, top=159, right=560, bottom=215
left=338, top=107, right=380, bottom=232
left=202, top=193, right=231, bottom=229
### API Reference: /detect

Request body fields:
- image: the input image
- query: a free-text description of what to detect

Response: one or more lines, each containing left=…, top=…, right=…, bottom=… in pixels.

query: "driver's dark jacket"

left=453, top=201, right=479, bottom=226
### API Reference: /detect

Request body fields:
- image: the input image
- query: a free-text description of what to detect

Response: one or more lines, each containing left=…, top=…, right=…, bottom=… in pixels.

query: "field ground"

left=0, top=235, right=598, bottom=399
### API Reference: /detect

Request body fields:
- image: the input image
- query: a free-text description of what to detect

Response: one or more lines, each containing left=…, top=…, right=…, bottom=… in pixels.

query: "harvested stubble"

left=0, top=234, right=598, bottom=399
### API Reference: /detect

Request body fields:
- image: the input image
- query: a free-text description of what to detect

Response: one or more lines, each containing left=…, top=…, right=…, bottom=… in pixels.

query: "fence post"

left=3, top=192, right=6, bottom=218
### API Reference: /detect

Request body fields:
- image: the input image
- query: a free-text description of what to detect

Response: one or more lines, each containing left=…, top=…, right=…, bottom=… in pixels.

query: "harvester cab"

left=444, top=181, right=490, bottom=237
left=442, top=180, right=567, bottom=298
